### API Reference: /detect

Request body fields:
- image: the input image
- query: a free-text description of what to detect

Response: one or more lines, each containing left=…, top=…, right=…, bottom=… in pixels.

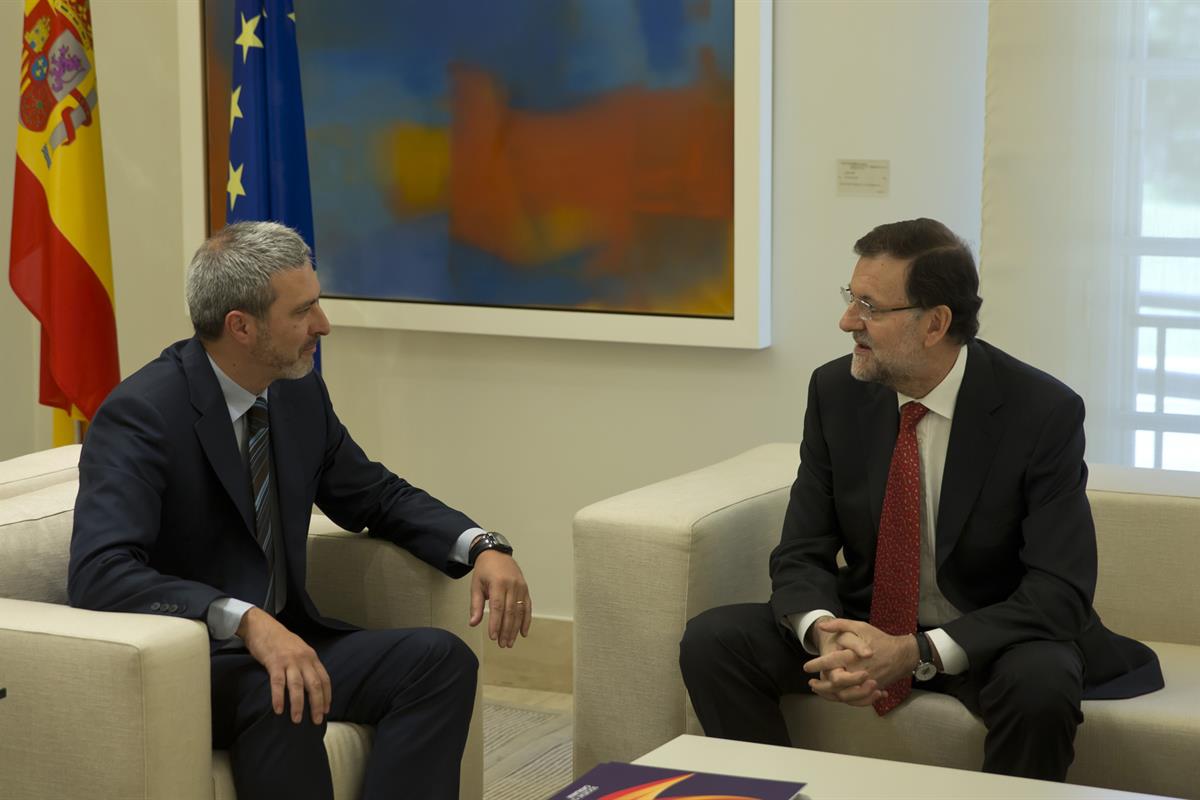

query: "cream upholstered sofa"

left=574, top=443, right=1200, bottom=800
left=0, top=445, right=483, bottom=800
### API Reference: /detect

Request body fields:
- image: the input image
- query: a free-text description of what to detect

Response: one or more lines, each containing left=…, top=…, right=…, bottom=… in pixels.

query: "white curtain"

left=981, top=0, right=1200, bottom=473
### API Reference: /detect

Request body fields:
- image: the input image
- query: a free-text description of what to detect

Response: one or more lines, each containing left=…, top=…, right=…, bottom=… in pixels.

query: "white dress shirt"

left=790, top=346, right=970, bottom=675
left=204, top=355, right=482, bottom=643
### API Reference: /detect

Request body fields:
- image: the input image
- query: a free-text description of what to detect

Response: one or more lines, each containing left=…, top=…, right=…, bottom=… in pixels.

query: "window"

left=1123, top=0, right=1200, bottom=470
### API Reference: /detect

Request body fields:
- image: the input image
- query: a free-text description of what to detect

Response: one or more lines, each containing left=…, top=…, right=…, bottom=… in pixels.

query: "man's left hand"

left=803, top=618, right=918, bottom=699
left=469, top=551, right=531, bottom=648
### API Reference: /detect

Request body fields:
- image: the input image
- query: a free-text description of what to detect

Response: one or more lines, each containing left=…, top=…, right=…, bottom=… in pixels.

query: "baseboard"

left=480, top=613, right=572, bottom=694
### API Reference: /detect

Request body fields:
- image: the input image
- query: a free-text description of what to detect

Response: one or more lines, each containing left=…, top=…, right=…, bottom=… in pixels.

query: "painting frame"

left=204, top=1, right=773, bottom=349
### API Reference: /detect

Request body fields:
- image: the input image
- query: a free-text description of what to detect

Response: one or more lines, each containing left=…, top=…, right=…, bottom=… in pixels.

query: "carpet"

left=483, top=698, right=573, bottom=800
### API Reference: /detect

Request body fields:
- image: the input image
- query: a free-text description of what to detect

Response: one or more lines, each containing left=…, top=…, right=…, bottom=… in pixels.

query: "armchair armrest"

left=0, top=598, right=211, bottom=800
left=306, top=516, right=480, bottom=644
left=304, top=516, right=483, bottom=800
left=572, top=443, right=799, bottom=775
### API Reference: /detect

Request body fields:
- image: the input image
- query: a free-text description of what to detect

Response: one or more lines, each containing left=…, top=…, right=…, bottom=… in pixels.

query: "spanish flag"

left=9, top=0, right=118, bottom=445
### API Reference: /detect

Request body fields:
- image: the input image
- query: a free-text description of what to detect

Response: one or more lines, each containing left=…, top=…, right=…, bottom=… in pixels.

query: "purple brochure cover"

left=547, top=761, right=806, bottom=800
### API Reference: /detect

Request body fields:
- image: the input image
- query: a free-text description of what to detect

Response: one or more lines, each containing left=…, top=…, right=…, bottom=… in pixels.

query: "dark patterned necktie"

left=869, top=401, right=928, bottom=715
left=246, top=397, right=275, bottom=612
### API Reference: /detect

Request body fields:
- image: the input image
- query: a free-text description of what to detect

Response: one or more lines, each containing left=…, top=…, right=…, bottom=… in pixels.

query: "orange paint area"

left=432, top=48, right=734, bottom=315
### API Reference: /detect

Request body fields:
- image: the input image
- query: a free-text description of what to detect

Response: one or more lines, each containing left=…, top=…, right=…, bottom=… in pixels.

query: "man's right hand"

left=237, top=607, right=332, bottom=725
left=804, top=615, right=884, bottom=707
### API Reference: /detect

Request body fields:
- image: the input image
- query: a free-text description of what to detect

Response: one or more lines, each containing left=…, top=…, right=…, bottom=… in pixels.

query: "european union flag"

left=227, top=0, right=320, bottom=369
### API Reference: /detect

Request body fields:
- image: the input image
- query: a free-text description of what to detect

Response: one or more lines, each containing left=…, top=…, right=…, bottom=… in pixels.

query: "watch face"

left=470, top=532, right=513, bottom=566
left=914, top=662, right=938, bottom=682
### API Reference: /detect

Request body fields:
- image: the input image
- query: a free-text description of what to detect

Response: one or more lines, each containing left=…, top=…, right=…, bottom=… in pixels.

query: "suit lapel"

left=184, top=339, right=255, bottom=535
left=936, top=341, right=1004, bottom=568
left=859, top=383, right=900, bottom=535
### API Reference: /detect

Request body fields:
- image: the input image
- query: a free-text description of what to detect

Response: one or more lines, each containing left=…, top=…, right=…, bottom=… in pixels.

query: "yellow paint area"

left=528, top=206, right=595, bottom=263
left=376, top=123, right=450, bottom=214
left=667, top=218, right=735, bottom=316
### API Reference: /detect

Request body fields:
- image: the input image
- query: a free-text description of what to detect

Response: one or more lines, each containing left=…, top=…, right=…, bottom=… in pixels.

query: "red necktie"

left=869, top=401, right=928, bottom=715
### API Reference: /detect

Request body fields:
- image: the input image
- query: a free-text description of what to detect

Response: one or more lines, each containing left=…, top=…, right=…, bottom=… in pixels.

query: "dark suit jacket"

left=769, top=339, right=1162, bottom=699
left=68, top=337, right=478, bottom=648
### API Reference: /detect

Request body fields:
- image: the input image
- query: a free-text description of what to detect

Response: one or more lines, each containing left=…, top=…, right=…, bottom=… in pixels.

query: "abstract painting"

left=204, top=0, right=771, bottom=346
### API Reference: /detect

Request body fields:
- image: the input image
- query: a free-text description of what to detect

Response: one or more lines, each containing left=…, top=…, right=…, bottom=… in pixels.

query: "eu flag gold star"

left=227, top=162, right=247, bottom=211
left=235, top=13, right=264, bottom=63
left=229, top=85, right=243, bottom=133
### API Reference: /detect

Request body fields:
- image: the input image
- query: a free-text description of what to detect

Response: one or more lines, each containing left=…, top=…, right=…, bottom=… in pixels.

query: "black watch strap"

left=468, top=531, right=513, bottom=566
left=915, top=631, right=933, bottom=664
left=913, top=631, right=938, bottom=681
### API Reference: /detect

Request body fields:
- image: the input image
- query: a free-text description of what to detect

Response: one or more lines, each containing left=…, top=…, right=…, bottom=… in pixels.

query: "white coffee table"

left=634, top=735, right=1174, bottom=799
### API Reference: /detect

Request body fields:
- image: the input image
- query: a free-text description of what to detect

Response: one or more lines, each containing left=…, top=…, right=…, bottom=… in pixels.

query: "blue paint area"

left=446, top=241, right=615, bottom=308
left=318, top=214, right=453, bottom=302
left=289, top=0, right=735, bottom=309
left=319, top=218, right=630, bottom=310
left=297, top=0, right=733, bottom=112
left=637, top=0, right=686, bottom=76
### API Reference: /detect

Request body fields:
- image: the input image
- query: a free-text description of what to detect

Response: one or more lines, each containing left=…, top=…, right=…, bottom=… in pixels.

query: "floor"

left=482, top=685, right=573, bottom=800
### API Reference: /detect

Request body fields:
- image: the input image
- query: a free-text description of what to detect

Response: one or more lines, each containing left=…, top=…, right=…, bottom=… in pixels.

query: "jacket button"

left=168, top=604, right=179, bottom=613
left=150, top=602, right=161, bottom=611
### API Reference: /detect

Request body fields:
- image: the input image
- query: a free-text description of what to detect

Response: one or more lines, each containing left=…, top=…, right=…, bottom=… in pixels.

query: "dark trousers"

left=211, top=625, right=478, bottom=800
left=679, top=603, right=1085, bottom=781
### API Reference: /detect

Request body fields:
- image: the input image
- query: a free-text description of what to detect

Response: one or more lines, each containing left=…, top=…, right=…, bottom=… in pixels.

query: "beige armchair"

left=0, top=446, right=482, bottom=800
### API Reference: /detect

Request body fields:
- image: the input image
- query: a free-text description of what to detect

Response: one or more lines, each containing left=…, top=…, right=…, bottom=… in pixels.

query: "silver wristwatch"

left=913, top=631, right=938, bottom=682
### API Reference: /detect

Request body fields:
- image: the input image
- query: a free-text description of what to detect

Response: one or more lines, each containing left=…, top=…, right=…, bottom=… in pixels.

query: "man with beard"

left=679, top=218, right=1162, bottom=781
left=68, top=221, right=530, bottom=799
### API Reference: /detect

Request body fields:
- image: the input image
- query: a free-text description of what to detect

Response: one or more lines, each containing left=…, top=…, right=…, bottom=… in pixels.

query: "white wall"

left=1, top=0, right=987, bottom=619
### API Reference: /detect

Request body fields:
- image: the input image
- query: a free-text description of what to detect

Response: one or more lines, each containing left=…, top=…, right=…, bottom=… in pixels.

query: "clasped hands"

left=803, top=617, right=919, bottom=707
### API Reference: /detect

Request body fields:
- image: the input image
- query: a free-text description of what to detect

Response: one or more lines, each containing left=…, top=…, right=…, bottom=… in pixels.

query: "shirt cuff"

left=452, top=527, right=486, bottom=566
left=787, top=609, right=836, bottom=655
left=926, top=627, right=969, bottom=675
left=207, top=597, right=253, bottom=642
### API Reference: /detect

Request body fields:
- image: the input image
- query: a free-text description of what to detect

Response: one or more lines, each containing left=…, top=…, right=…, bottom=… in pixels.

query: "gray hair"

left=185, top=221, right=312, bottom=340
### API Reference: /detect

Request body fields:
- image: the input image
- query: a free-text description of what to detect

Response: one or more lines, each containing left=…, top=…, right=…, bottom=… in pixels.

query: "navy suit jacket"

left=68, top=337, right=478, bottom=648
left=769, top=340, right=1162, bottom=699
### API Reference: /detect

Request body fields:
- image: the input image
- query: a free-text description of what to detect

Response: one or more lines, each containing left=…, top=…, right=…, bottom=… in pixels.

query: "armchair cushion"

left=0, top=480, right=76, bottom=603
left=0, top=444, right=80, bottom=500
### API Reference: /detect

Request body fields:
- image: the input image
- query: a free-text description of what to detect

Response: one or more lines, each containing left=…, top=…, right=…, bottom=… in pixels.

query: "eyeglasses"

left=840, top=286, right=920, bottom=322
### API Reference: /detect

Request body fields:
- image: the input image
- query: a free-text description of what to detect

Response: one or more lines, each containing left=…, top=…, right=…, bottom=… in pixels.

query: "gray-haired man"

left=69, top=221, right=530, bottom=799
